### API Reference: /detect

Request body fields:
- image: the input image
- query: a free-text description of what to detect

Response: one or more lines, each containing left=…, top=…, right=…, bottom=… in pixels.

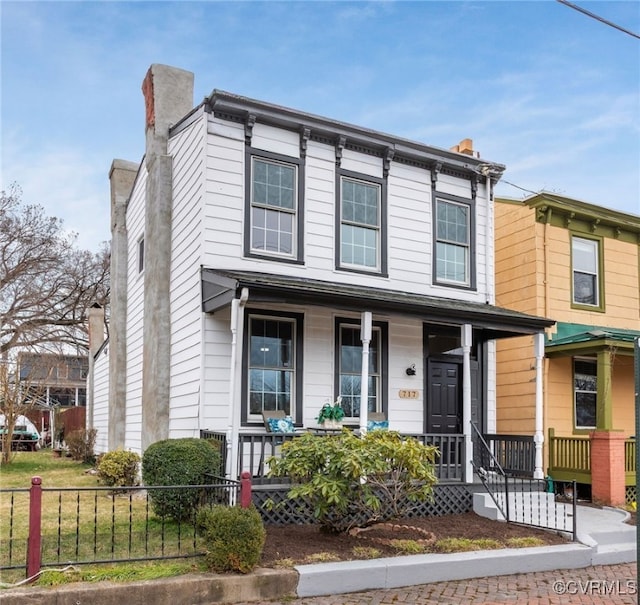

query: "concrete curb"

left=0, top=568, right=299, bottom=605
left=295, top=543, right=592, bottom=597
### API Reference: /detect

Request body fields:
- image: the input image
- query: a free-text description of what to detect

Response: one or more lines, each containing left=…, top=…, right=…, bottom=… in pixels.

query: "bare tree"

left=0, top=184, right=109, bottom=463
left=0, top=184, right=109, bottom=356
left=0, top=354, right=51, bottom=464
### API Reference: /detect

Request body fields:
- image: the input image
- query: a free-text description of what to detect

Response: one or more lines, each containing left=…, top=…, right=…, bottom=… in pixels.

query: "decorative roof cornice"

left=497, top=193, right=640, bottom=244
left=206, top=90, right=503, bottom=183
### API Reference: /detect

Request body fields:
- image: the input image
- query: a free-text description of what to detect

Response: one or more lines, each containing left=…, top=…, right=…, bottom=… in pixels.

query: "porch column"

left=461, top=324, right=473, bottom=482
left=227, top=289, right=249, bottom=489
left=596, top=349, right=613, bottom=431
left=533, top=332, right=545, bottom=479
left=359, top=312, right=372, bottom=434
left=590, top=430, right=626, bottom=506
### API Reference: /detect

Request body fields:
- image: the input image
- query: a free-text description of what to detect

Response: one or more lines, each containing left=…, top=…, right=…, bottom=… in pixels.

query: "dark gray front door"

left=426, top=360, right=461, bottom=433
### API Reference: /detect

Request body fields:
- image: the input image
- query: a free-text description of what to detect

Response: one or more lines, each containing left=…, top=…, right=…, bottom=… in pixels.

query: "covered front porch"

left=200, top=269, right=554, bottom=489
left=543, top=324, right=640, bottom=506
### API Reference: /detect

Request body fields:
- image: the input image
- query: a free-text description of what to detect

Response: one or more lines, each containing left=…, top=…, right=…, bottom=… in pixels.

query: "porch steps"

left=473, top=491, right=574, bottom=532
left=577, top=507, right=637, bottom=565
left=474, top=494, right=637, bottom=565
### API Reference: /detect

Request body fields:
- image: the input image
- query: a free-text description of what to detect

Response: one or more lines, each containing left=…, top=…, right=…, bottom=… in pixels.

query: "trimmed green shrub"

left=266, top=430, right=438, bottom=533
left=196, top=505, right=265, bottom=573
left=97, top=449, right=141, bottom=487
left=65, top=428, right=97, bottom=464
left=142, top=438, right=221, bottom=521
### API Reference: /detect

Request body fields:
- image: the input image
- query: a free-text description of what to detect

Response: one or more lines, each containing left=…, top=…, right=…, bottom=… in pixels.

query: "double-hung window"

left=572, top=236, right=601, bottom=308
left=244, top=312, right=303, bottom=424
left=335, top=319, right=387, bottom=421
left=337, top=171, right=386, bottom=274
left=574, top=358, right=596, bottom=429
left=434, top=197, right=472, bottom=287
left=246, top=151, right=303, bottom=262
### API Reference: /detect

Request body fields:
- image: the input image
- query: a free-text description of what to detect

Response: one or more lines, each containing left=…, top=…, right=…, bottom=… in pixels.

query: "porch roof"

left=545, top=322, right=640, bottom=357
left=201, top=268, right=554, bottom=340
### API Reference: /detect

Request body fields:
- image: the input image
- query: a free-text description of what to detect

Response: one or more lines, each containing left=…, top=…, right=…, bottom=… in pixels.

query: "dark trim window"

left=574, top=358, right=596, bottom=429
left=572, top=235, right=601, bottom=308
left=334, top=318, right=387, bottom=421
left=433, top=195, right=475, bottom=288
left=245, top=149, right=304, bottom=263
left=242, top=311, right=304, bottom=425
left=336, top=169, right=387, bottom=275
left=137, top=236, right=144, bottom=274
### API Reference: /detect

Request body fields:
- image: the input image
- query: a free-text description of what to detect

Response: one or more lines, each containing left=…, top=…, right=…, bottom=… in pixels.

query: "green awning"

left=546, top=322, right=640, bottom=356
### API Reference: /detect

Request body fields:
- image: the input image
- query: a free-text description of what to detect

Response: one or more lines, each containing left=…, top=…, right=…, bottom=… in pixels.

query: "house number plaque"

left=398, top=390, right=419, bottom=399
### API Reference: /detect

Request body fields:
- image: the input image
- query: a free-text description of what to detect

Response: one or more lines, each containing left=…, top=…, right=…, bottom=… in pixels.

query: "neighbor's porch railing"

left=547, top=429, right=591, bottom=484
left=547, top=429, right=637, bottom=486
left=201, top=430, right=465, bottom=483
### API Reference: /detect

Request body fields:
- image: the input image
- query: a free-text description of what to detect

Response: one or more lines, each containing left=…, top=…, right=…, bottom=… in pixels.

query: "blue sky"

left=2, top=0, right=639, bottom=251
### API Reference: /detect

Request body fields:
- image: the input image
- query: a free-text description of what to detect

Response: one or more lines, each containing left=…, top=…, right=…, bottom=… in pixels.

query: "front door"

left=426, top=360, right=461, bottom=433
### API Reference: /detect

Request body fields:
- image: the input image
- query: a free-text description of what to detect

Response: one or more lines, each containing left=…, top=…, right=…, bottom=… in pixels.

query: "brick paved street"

left=237, top=563, right=637, bottom=605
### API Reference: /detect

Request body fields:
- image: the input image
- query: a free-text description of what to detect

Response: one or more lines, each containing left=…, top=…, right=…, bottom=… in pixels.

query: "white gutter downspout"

left=462, top=323, right=473, bottom=483
left=533, top=332, right=545, bottom=479
left=359, top=311, right=372, bottom=435
left=226, top=287, right=249, bottom=498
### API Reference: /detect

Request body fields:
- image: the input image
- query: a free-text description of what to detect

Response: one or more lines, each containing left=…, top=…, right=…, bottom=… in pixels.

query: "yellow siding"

left=612, top=357, right=635, bottom=437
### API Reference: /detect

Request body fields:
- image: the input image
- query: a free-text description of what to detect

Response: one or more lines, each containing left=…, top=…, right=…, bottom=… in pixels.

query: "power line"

left=556, top=0, right=640, bottom=40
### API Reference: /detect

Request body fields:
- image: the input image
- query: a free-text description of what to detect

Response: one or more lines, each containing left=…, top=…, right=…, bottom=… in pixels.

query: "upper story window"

left=337, top=170, right=386, bottom=274
left=434, top=196, right=474, bottom=288
left=574, top=358, right=596, bottom=429
left=572, top=236, right=601, bottom=308
left=243, top=311, right=304, bottom=425
left=245, top=150, right=304, bottom=263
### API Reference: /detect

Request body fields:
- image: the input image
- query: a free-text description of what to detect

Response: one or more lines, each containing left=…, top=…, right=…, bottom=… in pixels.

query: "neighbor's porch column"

left=596, top=349, right=613, bottom=431
left=462, top=324, right=473, bottom=482
left=533, top=332, right=545, bottom=479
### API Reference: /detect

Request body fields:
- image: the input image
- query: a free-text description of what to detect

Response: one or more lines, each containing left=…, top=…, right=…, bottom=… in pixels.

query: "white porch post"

left=533, top=332, right=545, bottom=479
left=359, top=312, right=372, bottom=435
left=462, top=324, right=473, bottom=483
left=226, top=288, right=248, bottom=498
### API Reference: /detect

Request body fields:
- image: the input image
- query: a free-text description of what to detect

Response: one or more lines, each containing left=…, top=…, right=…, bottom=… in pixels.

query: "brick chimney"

left=450, top=138, right=479, bottom=158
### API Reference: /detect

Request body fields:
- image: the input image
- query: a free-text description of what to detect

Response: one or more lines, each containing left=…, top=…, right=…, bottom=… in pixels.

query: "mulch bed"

left=261, top=512, right=569, bottom=567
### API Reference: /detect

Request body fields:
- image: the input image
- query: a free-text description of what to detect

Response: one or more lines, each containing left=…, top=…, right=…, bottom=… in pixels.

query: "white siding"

left=200, top=114, right=491, bottom=305
left=124, top=172, right=147, bottom=454
left=168, top=113, right=207, bottom=438
left=92, top=347, right=110, bottom=454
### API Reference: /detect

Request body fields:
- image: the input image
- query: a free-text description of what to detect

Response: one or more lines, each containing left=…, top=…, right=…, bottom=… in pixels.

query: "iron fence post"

left=27, top=476, right=42, bottom=580
left=572, top=480, right=578, bottom=542
left=240, top=471, right=252, bottom=508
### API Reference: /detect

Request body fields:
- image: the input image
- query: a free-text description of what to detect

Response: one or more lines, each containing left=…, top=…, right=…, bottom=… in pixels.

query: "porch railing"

left=547, top=429, right=591, bottom=484
left=625, top=438, right=636, bottom=486
left=201, top=430, right=465, bottom=483
left=483, top=433, right=535, bottom=477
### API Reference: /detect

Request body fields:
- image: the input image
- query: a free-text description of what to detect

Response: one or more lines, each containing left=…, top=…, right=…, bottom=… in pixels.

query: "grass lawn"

left=0, top=450, right=206, bottom=588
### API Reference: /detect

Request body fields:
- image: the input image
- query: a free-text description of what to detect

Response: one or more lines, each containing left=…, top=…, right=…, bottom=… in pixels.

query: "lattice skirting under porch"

left=252, top=483, right=474, bottom=525
left=625, top=485, right=636, bottom=507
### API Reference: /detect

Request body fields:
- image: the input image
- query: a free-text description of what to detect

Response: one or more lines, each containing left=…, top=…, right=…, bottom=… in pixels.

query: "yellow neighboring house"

left=495, top=193, right=640, bottom=507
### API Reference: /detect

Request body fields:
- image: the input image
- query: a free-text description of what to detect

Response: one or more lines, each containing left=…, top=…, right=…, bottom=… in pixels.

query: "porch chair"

left=261, top=410, right=296, bottom=434
left=367, top=412, right=389, bottom=432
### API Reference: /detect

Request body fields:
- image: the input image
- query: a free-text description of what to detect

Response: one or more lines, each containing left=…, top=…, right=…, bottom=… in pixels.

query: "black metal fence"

left=0, top=477, right=243, bottom=580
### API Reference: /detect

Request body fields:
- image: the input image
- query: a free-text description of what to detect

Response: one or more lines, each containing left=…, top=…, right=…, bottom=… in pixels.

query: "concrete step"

left=591, top=542, right=637, bottom=565
left=588, top=526, right=636, bottom=547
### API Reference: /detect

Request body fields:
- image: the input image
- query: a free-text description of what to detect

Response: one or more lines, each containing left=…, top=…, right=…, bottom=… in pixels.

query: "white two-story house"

left=90, top=65, right=553, bottom=506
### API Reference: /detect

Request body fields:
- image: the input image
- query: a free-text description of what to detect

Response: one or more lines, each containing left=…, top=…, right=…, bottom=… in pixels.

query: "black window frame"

left=333, top=317, right=388, bottom=424
left=335, top=168, right=387, bottom=276
left=432, top=192, right=476, bottom=290
left=241, top=310, right=304, bottom=427
left=573, top=357, right=597, bottom=430
left=244, top=148, right=305, bottom=264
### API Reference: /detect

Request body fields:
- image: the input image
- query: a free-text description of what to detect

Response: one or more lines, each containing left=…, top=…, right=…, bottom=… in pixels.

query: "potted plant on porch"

left=316, top=396, right=345, bottom=430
